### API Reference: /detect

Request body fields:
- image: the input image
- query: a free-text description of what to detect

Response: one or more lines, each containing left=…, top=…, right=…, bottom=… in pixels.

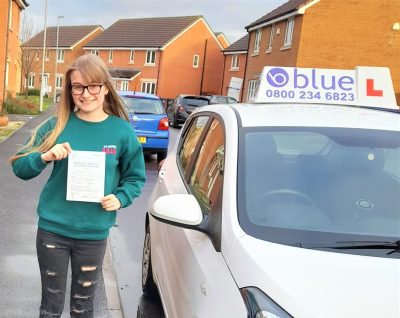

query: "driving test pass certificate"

left=66, top=151, right=105, bottom=203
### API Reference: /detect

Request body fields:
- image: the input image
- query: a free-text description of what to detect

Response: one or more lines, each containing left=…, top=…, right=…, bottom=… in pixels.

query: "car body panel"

left=229, top=235, right=400, bottom=318
left=149, top=149, right=247, bottom=318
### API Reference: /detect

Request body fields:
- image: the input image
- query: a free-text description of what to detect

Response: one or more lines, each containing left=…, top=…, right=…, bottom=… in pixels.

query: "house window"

left=247, top=80, right=258, bottom=102
left=141, top=81, right=156, bottom=94
left=193, top=54, right=200, bottom=68
left=193, top=55, right=199, bottom=68
left=56, top=75, right=63, bottom=88
left=28, top=73, right=35, bottom=88
left=8, top=2, right=12, bottom=29
left=283, top=18, right=294, bottom=47
left=108, top=50, right=113, bottom=62
left=45, top=50, right=50, bottom=60
left=5, top=62, right=10, bottom=87
left=129, top=50, right=134, bottom=63
left=267, top=25, right=275, bottom=51
left=91, top=49, right=99, bottom=56
left=35, top=51, right=40, bottom=61
left=121, top=80, right=129, bottom=91
left=57, top=49, right=64, bottom=62
left=145, top=50, right=156, bottom=65
left=254, top=29, right=261, bottom=53
left=231, top=54, right=239, bottom=69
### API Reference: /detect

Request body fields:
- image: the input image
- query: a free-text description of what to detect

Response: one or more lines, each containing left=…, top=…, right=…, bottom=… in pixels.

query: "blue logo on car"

left=266, top=68, right=289, bottom=87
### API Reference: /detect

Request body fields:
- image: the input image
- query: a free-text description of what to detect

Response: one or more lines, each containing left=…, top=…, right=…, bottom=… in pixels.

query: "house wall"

left=95, top=49, right=160, bottom=92
left=242, top=17, right=302, bottom=101
left=0, top=0, right=23, bottom=100
left=157, top=19, right=214, bottom=99
left=202, top=34, right=225, bottom=95
left=297, top=0, right=400, bottom=105
left=221, top=53, right=247, bottom=101
left=29, top=27, right=103, bottom=97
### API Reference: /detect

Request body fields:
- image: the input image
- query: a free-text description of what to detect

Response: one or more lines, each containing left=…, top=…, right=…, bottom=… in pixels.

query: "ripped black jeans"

left=36, top=228, right=107, bottom=318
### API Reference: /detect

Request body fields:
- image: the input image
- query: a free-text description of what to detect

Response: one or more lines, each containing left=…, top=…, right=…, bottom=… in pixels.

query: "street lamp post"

left=53, top=15, right=64, bottom=103
left=39, top=0, right=48, bottom=112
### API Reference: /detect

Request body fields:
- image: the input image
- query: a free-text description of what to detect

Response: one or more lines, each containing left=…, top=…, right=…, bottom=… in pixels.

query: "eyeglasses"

left=71, top=84, right=103, bottom=95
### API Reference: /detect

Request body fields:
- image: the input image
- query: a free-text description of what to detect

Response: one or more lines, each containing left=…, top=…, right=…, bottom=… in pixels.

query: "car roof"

left=198, top=103, right=400, bottom=131
left=117, top=91, right=161, bottom=100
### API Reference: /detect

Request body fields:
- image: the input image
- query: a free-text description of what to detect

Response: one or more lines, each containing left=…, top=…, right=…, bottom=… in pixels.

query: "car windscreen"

left=237, top=127, right=400, bottom=257
left=121, top=96, right=165, bottom=114
left=182, top=97, right=209, bottom=107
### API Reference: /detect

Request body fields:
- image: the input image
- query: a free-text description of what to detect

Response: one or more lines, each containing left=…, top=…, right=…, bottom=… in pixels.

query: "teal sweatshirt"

left=12, top=113, right=146, bottom=240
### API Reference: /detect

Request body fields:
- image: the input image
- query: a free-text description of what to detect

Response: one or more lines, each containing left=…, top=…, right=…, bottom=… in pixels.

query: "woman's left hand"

left=100, top=194, right=121, bottom=211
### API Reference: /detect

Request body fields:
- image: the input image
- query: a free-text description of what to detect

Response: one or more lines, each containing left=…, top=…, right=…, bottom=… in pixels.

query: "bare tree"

left=19, top=13, right=41, bottom=97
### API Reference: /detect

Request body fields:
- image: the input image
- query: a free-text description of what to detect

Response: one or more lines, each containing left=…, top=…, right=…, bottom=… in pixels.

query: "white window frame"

left=57, top=49, right=64, bottom=62
left=141, top=81, right=156, bottom=94
left=108, top=50, right=113, bottom=62
left=129, top=50, right=134, bottom=63
left=5, top=62, right=10, bottom=87
left=283, top=18, right=295, bottom=47
left=193, top=55, right=199, bottom=68
left=120, top=80, right=129, bottom=91
left=231, top=54, right=239, bottom=70
left=267, top=25, right=275, bottom=52
left=8, top=2, right=12, bottom=29
left=45, top=49, right=50, bottom=61
left=55, top=75, right=63, bottom=89
left=91, top=49, right=99, bottom=56
left=253, top=29, right=262, bottom=53
left=247, top=80, right=258, bottom=102
left=145, top=50, right=156, bottom=65
left=28, top=73, right=35, bottom=88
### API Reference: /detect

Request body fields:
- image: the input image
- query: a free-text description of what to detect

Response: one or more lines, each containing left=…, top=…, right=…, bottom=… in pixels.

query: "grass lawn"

left=0, top=121, right=24, bottom=143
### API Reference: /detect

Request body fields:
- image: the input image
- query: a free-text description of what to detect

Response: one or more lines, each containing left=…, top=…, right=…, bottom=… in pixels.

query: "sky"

left=23, top=0, right=287, bottom=44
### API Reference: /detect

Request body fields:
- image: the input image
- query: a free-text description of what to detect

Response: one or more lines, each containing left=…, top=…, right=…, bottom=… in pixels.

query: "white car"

left=140, top=67, right=400, bottom=318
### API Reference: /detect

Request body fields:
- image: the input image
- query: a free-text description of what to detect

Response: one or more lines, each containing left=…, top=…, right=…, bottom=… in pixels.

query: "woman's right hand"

left=41, top=142, right=73, bottom=162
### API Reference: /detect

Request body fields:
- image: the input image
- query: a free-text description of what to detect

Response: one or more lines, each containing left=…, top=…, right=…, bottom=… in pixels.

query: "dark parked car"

left=205, top=95, right=237, bottom=104
left=166, top=94, right=210, bottom=127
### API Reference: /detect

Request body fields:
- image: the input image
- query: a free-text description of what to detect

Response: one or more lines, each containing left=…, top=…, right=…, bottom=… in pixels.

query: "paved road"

left=0, top=109, right=109, bottom=317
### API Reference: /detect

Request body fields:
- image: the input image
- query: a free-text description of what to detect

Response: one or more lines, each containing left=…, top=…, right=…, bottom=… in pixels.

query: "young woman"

left=10, top=54, right=146, bottom=318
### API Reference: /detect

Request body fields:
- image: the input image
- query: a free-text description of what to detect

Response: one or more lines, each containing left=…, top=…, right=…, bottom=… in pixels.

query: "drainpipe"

left=220, top=53, right=226, bottom=95
left=240, top=31, right=250, bottom=102
left=199, top=39, right=208, bottom=95
left=156, top=47, right=162, bottom=96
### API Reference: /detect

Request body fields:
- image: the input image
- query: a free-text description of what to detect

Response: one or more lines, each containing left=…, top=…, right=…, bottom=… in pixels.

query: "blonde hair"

left=10, top=54, right=128, bottom=163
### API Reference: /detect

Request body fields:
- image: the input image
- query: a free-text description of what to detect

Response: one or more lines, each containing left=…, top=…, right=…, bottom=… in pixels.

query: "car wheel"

left=142, top=225, right=158, bottom=298
left=172, top=116, right=179, bottom=128
left=157, top=150, right=167, bottom=163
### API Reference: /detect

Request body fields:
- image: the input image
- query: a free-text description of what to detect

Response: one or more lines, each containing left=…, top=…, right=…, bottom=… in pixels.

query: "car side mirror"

left=150, top=194, right=203, bottom=227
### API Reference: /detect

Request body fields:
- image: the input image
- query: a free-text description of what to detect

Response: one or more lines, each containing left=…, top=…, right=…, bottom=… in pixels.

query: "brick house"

left=242, top=0, right=400, bottom=105
left=22, top=25, right=103, bottom=98
left=221, top=34, right=249, bottom=101
left=83, top=16, right=229, bottom=99
left=0, top=0, right=28, bottom=106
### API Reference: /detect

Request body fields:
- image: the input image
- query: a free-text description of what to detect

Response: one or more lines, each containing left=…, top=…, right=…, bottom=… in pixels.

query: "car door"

left=151, top=115, right=246, bottom=317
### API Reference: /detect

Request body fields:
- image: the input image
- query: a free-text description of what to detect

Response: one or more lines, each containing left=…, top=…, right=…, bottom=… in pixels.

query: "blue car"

left=118, top=91, right=169, bottom=162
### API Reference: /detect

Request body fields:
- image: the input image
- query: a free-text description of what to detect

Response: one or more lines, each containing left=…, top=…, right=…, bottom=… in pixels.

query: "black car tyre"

left=172, top=116, right=180, bottom=128
left=157, top=150, right=167, bottom=163
left=142, top=225, right=158, bottom=298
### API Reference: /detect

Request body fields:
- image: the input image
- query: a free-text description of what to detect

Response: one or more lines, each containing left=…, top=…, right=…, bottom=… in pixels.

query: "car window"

left=189, top=119, right=224, bottom=215
left=227, top=97, right=237, bottom=103
left=182, top=97, right=209, bottom=107
left=178, top=116, right=209, bottom=177
left=238, top=127, right=400, bottom=245
left=121, top=97, right=165, bottom=114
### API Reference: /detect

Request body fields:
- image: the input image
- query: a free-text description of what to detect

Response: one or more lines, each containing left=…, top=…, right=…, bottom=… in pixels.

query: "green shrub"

left=27, top=88, right=41, bottom=96
left=4, top=97, right=38, bottom=115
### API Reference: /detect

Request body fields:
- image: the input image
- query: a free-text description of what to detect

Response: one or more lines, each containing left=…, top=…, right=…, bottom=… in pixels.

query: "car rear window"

left=182, top=97, right=209, bottom=107
left=121, top=97, right=165, bottom=114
